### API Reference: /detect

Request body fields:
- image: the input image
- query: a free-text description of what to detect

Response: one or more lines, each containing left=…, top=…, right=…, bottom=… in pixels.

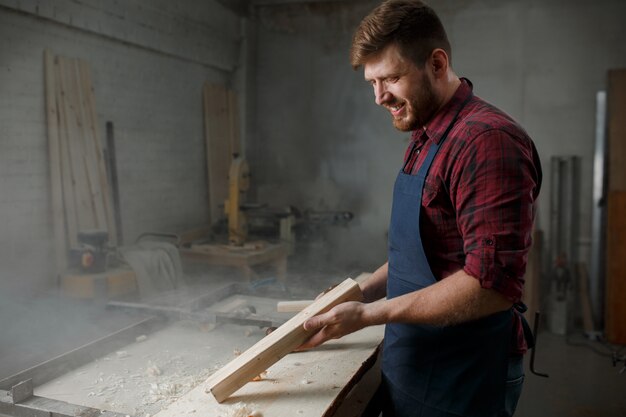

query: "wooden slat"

left=277, top=273, right=373, bottom=313
left=608, top=69, right=626, bottom=192
left=277, top=300, right=312, bottom=313
left=606, top=69, right=626, bottom=344
left=48, top=52, right=116, bottom=254
left=72, top=59, right=106, bottom=231
left=75, top=60, right=106, bottom=229
left=606, top=191, right=626, bottom=344
left=55, top=56, right=78, bottom=247
left=44, top=50, right=67, bottom=271
left=207, top=278, right=363, bottom=403
left=203, top=83, right=240, bottom=226
left=59, top=56, right=95, bottom=231
left=228, top=89, right=241, bottom=157
left=79, top=60, right=118, bottom=244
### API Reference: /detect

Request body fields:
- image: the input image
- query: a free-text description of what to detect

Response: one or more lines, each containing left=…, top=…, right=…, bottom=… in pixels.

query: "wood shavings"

left=251, top=371, right=267, bottom=382
left=222, top=402, right=263, bottom=417
left=146, top=365, right=162, bottom=376
left=233, top=348, right=242, bottom=357
left=200, top=323, right=216, bottom=332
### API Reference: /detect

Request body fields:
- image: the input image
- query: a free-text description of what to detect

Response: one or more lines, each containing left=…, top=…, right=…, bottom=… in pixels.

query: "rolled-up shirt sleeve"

left=453, top=128, right=541, bottom=302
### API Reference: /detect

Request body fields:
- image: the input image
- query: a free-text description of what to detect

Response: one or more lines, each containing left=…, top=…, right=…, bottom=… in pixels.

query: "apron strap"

left=514, top=302, right=535, bottom=349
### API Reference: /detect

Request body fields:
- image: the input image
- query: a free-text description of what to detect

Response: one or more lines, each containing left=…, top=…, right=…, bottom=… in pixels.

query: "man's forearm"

left=362, top=269, right=513, bottom=327
left=360, top=262, right=388, bottom=303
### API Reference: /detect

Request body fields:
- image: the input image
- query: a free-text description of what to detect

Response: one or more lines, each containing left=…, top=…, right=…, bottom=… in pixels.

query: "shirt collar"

left=412, top=78, right=474, bottom=145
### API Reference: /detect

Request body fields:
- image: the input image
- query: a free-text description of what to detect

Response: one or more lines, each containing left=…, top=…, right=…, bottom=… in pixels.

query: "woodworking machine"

left=225, top=156, right=250, bottom=246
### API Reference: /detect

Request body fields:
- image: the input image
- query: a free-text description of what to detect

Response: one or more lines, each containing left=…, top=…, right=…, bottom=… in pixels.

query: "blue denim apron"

left=383, top=96, right=513, bottom=417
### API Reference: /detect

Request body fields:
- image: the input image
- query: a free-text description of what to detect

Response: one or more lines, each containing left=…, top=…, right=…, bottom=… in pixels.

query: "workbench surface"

left=155, top=325, right=384, bottom=417
left=34, top=295, right=384, bottom=417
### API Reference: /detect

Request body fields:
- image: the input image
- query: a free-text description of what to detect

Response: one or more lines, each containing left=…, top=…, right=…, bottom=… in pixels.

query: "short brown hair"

left=350, top=0, right=451, bottom=69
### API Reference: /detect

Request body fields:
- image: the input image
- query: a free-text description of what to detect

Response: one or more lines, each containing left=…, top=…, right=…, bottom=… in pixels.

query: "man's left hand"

left=297, top=301, right=367, bottom=350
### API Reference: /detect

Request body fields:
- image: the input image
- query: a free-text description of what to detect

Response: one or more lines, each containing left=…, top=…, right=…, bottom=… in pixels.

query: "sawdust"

left=221, top=402, right=262, bottom=417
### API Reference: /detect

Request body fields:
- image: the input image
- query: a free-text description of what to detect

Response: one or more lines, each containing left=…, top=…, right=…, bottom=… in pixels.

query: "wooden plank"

left=44, top=49, right=68, bottom=271
left=59, top=56, right=94, bottom=232
left=153, top=325, right=383, bottom=417
left=277, top=300, right=312, bottom=313
left=79, top=60, right=118, bottom=244
left=606, top=191, right=626, bottom=344
left=608, top=69, right=626, bottom=192
left=55, top=56, right=78, bottom=247
left=73, top=59, right=107, bottom=231
left=52, top=53, right=116, bottom=249
left=228, top=89, right=241, bottom=157
left=277, top=273, right=373, bottom=313
left=606, top=69, right=626, bottom=344
left=206, top=278, right=363, bottom=403
left=202, top=83, right=213, bottom=225
left=204, top=83, right=236, bottom=225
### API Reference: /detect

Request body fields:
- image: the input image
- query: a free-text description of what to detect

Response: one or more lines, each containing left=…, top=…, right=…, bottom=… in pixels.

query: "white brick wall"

left=0, top=1, right=242, bottom=293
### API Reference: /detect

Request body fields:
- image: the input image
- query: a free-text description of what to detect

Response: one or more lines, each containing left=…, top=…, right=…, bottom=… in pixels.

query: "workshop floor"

left=516, top=331, right=626, bottom=417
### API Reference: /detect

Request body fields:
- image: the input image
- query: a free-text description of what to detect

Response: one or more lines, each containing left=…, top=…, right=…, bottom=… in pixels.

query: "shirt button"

left=485, top=239, right=494, bottom=246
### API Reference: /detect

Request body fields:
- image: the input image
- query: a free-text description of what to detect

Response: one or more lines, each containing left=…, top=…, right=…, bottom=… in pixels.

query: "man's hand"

left=298, top=301, right=367, bottom=350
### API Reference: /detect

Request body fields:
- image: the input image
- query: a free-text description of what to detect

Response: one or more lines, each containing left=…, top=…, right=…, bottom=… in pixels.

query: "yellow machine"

left=225, top=156, right=250, bottom=246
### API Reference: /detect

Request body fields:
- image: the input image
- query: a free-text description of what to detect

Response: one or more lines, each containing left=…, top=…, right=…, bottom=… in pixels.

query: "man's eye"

left=388, top=77, right=399, bottom=83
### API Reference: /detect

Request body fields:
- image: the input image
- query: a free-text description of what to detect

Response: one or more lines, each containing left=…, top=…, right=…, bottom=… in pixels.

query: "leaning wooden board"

left=153, top=325, right=384, bottom=417
left=209, top=278, right=363, bottom=402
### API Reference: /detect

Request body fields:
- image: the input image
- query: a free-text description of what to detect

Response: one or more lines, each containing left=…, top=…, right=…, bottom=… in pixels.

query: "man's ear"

left=428, top=48, right=450, bottom=80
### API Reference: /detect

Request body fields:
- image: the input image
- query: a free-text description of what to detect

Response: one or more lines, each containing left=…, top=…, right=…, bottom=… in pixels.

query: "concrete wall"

left=248, top=0, right=626, bottom=271
left=0, top=0, right=241, bottom=293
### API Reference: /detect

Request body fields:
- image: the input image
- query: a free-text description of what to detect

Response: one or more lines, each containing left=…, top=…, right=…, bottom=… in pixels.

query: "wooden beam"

left=55, top=56, right=78, bottom=247
left=44, top=49, right=67, bottom=271
left=606, top=191, right=626, bottom=344
left=277, top=300, right=312, bottom=313
left=206, top=278, right=363, bottom=403
left=277, top=272, right=372, bottom=313
left=606, top=69, right=626, bottom=344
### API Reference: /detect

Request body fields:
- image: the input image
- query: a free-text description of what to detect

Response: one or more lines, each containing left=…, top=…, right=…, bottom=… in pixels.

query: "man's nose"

left=374, top=85, right=391, bottom=106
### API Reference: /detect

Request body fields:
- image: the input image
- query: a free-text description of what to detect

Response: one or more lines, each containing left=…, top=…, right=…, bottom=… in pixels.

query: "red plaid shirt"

left=403, top=79, right=542, bottom=354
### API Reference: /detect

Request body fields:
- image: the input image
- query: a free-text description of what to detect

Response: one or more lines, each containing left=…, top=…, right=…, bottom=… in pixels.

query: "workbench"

left=154, top=325, right=384, bottom=417
left=2, top=287, right=383, bottom=417
left=59, top=267, right=137, bottom=299
left=182, top=241, right=289, bottom=283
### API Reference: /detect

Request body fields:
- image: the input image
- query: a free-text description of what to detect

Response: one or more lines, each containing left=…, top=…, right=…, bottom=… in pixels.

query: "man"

left=298, top=1, right=542, bottom=416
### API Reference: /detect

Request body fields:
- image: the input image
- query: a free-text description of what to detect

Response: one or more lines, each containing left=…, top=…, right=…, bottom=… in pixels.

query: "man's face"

left=363, top=44, right=439, bottom=131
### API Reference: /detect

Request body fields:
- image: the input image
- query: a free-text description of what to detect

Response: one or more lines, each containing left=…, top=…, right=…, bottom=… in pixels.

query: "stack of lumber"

left=606, top=69, right=626, bottom=344
left=203, top=82, right=240, bottom=225
left=44, top=50, right=116, bottom=271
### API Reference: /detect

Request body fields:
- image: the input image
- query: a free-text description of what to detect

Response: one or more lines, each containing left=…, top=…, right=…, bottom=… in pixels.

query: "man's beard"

left=392, top=72, right=439, bottom=132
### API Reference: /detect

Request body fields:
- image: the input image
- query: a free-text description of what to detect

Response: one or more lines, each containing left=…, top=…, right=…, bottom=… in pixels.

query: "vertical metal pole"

left=549, top=156, right=562, bottom=266
left=567, top=156, right=580, bottom=266
left=590, top=91, right=607, bottom=329
left=106, top=121, right=123, bottom=245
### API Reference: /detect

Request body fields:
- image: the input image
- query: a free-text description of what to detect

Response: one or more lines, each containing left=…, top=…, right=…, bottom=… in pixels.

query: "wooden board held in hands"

left=207, top=278, right=363, bottom=403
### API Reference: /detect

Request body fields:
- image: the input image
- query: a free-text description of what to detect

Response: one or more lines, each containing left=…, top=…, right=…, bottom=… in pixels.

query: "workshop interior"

left=1, top=1, right=625, bottom=416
